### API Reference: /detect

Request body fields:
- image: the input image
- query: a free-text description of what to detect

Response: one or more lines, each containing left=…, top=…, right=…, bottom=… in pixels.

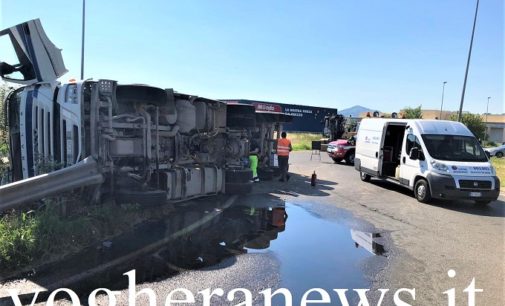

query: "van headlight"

left=431, top=161, right=449, bottom=173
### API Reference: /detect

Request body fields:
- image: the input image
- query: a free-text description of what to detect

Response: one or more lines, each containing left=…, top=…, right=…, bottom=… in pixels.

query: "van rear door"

left=0, top=19, right=67, bottom=85
left=355, top=119, right=384, bottom=175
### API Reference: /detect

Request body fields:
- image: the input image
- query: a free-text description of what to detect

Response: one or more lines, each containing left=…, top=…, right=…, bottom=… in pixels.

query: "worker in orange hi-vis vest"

left=277, top=132, right=292, bottom=182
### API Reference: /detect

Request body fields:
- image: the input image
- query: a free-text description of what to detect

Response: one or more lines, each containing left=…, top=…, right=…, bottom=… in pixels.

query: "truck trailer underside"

left=0, top=19, right=254, bottom=208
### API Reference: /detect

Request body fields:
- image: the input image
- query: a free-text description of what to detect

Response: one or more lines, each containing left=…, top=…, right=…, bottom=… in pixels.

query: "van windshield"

left=421, top=134, right=487, bottom=162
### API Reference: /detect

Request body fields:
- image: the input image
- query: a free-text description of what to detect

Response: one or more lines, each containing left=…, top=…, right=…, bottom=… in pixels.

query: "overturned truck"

left=0, top=19, right=253, bottom=208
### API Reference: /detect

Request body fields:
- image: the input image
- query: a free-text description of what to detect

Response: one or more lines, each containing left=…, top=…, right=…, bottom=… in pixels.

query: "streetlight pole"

left=439, top=81, right=447, bottom=119
left=80, top=0, right=86, bottom=80
left=485, top=96, right=490, bottom=140
left=457, top=0, right=480, bottom=122
left=458, top=0, right=479, bottom=122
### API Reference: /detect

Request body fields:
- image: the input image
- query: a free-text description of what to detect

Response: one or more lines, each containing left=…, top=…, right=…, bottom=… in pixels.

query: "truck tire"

left=115, top=85, right=168, bottom=114
left=115, top=190, right=167, bottom=206
left=345, top=151, right=355, bottom=165
left=360, top=171, right=371, bottom=182
left=227, top=115, right=256, bottom=128
left=414, top=179, right=432, bottom=203
left=225, top=182, right=253, bottom=194
left=225, top=169, right=253, bottom=183
left=258, top=168, right=274, bottom=181
left=332, top=157, right=342, bottom=163
left=475, top=200, right=491, bottom=206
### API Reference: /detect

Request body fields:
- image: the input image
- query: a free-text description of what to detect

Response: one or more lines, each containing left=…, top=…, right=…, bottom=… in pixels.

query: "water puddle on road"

left=251, top=202, right=388, bottom=303
left=1, top=195, right=390, bottom=305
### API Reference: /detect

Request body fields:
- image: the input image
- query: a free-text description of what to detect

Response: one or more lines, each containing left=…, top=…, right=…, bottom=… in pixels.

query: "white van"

left=354, top=119, right=500, bottom=205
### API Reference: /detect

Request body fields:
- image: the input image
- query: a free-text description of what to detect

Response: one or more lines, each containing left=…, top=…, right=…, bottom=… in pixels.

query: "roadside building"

left=420, top=109, right=456, bottom=120
left=221, top=99, right=338, bottom=133
left=483, top=114, right=505, bottom=143
left=421, top=110, right=505, bottom=143
left=358, top=109, right=505, bottom=143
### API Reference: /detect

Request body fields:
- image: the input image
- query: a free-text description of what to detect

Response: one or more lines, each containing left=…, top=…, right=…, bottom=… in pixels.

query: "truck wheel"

left=496, top=152, right=504, bottom=158
left=226, top=105, right=256, bottom=128
left=345, top=151, right=355, bottom=165
left=258, top=168, right=274, bottom=181
left=414, top=179, right=432, bottom=203
left=225, top=169, right=253, bottom=183
left=475, top=200, right=491, bottom=207
left=225, top=182, right=253, bottom=194
left=360, top=171, right=371, bottom=182
left=115, top=190, right=167, bottom=206
left=227, top=116, right=255, bottom=128
left=332, top=157, right=342, bottom=163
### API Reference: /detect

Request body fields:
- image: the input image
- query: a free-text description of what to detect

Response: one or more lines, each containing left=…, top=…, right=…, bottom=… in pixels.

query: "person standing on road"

left=249, top=140, right=260, bottom=182
left=277, top=132, right=292, bottom=182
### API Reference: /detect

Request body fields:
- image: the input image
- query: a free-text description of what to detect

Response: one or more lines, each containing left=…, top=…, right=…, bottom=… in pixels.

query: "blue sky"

left=1, top=0, right=503, bottom=114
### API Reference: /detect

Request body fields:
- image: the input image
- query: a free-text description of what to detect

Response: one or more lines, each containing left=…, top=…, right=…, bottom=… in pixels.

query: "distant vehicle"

left=323, top=113, right=358, bottom=165
left=354, top=119, right=500, bottom=205
left=485, top=144, right=505, bottom=158
left=327, top=138, right=355, bottom=165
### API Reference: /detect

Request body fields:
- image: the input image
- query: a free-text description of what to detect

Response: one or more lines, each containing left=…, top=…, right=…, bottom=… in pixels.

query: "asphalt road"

left=3, top=151, right=503, bottom=305
left=284, top=151, right=505, bottom=306
left=90, top=151, right=504, bottom=306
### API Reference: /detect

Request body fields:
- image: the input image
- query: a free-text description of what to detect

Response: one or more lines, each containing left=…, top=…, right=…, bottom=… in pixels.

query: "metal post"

left=485, top=96, right=490, bottom=140
left=457, top=0, right=480, bottom=122
left=439, top=81, right=447, bottom=119
left=80, top=0, right=86, bottom=80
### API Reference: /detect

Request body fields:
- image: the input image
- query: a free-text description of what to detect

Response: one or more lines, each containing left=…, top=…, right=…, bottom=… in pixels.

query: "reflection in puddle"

left=351, top=230, right=387, bottom=256
left=265, top=204, right=387, bottom=304
left=1, top=197, right=389, bottom=305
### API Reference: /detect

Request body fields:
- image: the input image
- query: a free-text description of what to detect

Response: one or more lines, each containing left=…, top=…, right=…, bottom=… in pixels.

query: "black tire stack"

left=225, top=169, right=253, bottom=194
left=258, top=167, right=274, bottom=181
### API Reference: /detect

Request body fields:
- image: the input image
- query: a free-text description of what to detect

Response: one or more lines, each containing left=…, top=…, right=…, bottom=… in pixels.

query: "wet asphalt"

left=1, top=151, right=503, bottom=305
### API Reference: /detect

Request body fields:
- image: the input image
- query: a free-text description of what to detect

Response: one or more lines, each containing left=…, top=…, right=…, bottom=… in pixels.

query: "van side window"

left=406, top=134, right=422, bottom=155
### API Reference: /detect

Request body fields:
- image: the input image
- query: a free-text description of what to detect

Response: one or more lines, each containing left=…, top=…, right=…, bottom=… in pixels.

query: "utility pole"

left=80, top=0, right=86, bottom=80
left=439, top=81, right=447, bottom=119
left=457, top=0, right=479, bottom=122
left=485, top=96, right=490, bottom=140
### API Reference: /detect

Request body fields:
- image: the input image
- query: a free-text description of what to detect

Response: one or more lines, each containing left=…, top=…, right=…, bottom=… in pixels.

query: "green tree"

left=448, top=113, right=486, bottom=140
left=0, top=82, right=11, bottom=179
left=402, top=105, right=423, bottom=119
left=0, top=82, right=9, bottom=150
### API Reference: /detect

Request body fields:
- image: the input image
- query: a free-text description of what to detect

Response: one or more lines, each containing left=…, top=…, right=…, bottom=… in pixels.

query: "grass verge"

left=491, top=157, right=505, bottom=188
left=289, top=132, right=324, bottom=151
left=0, top=200, right=146, bottom=273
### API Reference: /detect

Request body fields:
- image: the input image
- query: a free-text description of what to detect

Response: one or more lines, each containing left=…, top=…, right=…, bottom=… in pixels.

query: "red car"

left=327, top=139, right=355, bottom=164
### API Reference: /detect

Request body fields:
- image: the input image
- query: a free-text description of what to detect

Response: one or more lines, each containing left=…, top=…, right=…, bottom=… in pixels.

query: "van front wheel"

left=360, top=171, right=371, bottom=182
left=414, top=179, right=432, bottom=203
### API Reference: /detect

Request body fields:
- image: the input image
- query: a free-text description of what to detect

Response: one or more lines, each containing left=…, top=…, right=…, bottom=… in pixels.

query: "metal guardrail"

left=0, top=157, right=104, bottom=211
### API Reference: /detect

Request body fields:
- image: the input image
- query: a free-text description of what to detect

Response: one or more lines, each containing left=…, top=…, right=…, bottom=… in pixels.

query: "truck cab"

left=1, top=19, right=253, bottom=206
